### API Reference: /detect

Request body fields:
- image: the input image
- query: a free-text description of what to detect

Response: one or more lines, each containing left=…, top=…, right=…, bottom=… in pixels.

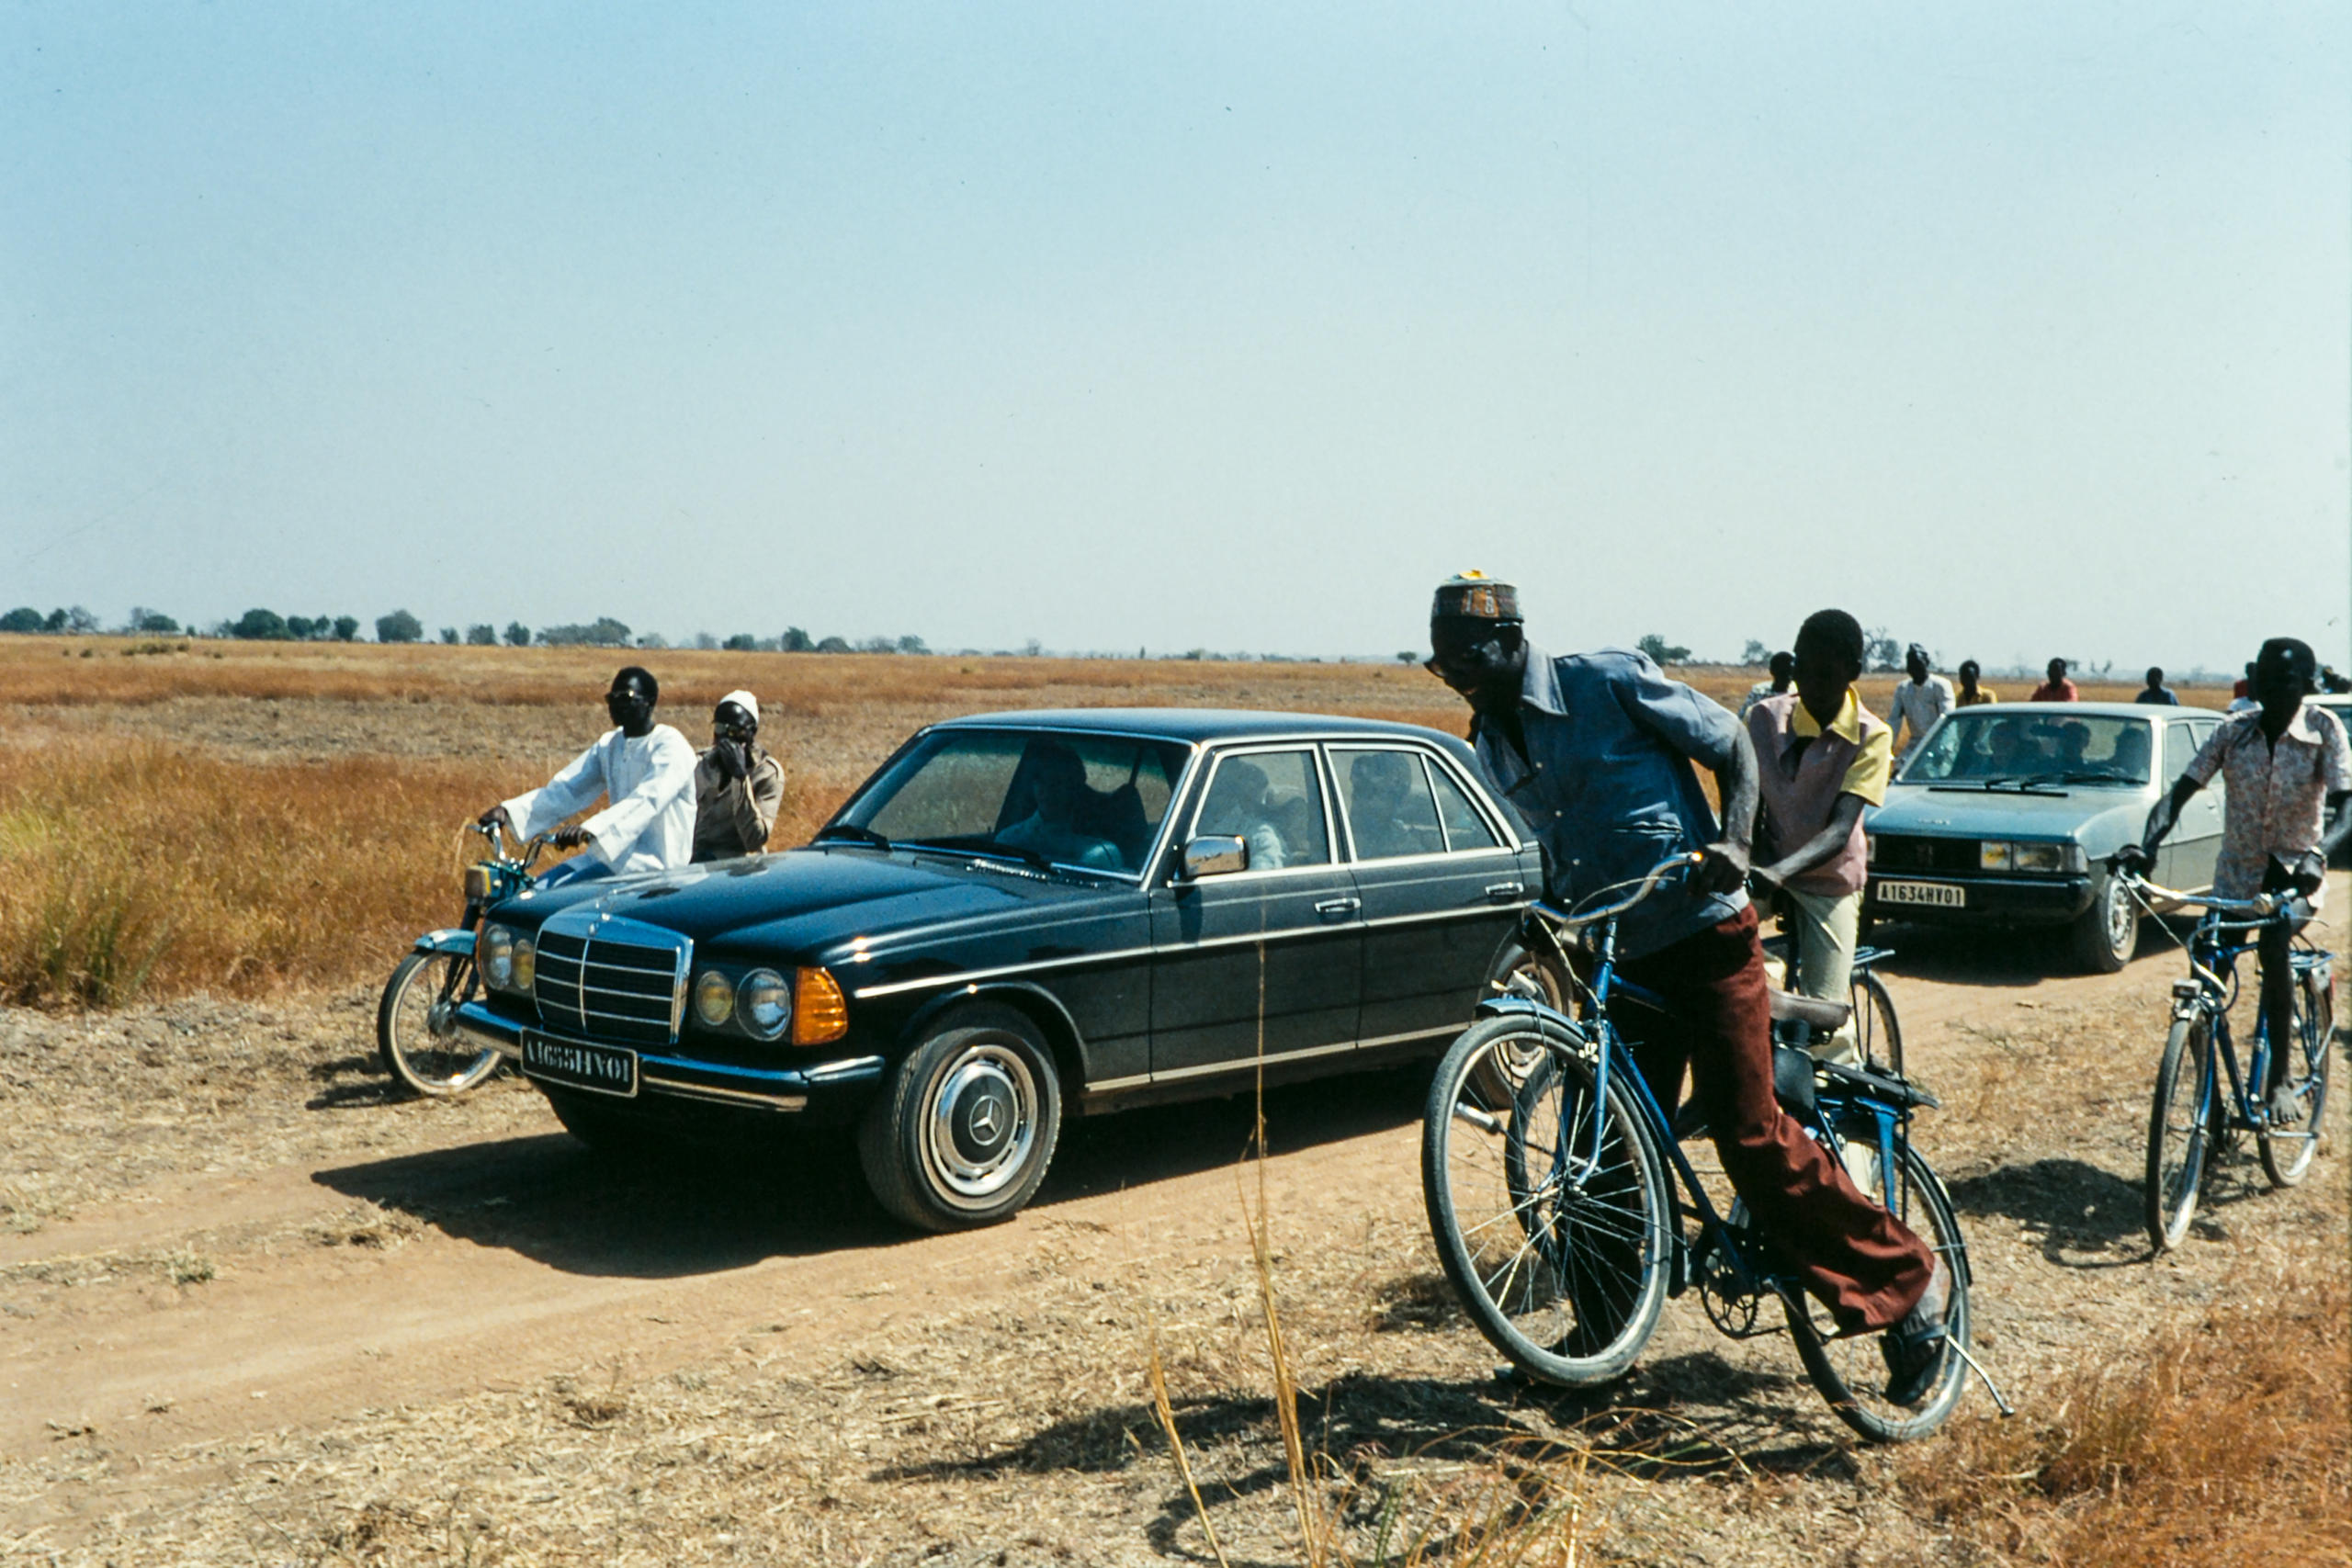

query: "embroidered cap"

left=1430, top=571, right=1521, bottom=623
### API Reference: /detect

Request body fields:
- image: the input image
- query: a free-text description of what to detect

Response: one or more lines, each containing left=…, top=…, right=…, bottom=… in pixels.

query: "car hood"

left=494, top=846, right=1136, bottom=956
left=1870, top=783, right=2146, bottom=844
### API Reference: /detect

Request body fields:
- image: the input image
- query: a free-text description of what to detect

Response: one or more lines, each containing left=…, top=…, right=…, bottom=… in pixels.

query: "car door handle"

left=1484, top=881, right=1525, bottom=900
left=1313, top=897, right=1361, bottom=917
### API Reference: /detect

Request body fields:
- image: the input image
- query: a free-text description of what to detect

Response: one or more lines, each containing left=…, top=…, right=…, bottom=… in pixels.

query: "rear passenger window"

left=1335, top=749, right=1446, bottom=861
left=2163, top=723, right=2196, bottom=784
left=1429, top=762, right=1501, bottom=851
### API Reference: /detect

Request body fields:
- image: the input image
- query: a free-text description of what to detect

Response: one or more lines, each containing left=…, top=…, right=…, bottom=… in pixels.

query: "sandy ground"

left=1, top=874, right=2344, bottom=1565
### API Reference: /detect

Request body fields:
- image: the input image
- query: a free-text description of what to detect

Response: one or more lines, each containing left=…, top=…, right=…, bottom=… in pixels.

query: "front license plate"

left=522, top=1032, right=639, bottom=1097
left=1875, top=879, right=1966, bottom=908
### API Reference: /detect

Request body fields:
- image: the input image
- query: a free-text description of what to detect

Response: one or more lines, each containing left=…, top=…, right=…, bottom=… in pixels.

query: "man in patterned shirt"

left=2124, top=637, right=2352, bottom=1120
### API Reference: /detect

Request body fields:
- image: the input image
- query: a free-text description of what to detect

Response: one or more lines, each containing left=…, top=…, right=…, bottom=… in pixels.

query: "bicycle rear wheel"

left=1848, top=968, right=1904, bottom=1077
left=2144, top=1011, right=2217, bottom=1250
left=1422, top=1015, right=1671, bottom=1387
left=378, top=950, right=502, bottom=1097
left=2259, top=969, right=2333, bottom=1188
left=1783, top=1136, right=1971, bottom=1443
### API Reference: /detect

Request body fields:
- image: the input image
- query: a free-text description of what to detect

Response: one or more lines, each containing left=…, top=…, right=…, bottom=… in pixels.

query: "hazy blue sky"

left=5, top=4, right=2346, bottom=671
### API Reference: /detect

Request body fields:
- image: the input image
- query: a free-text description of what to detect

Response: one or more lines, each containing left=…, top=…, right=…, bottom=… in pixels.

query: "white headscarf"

left=718, top=689, right=760, bottom=725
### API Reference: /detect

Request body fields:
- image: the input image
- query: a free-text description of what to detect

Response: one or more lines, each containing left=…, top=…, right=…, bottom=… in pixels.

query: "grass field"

left=0, top=635, right=2213, bottom=1006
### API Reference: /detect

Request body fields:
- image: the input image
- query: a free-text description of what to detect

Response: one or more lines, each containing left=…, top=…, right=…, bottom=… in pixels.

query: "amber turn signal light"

left=792, top=966, right=849, bottom=1045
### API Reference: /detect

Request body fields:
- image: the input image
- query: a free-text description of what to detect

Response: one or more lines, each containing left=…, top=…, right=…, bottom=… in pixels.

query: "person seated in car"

left=2053, top=721, right=2092, bottom=773
left=1347, top=751, right=1442, bottom=858
left=2108, top=724, right=2153, bottom=784
left=1198, top=758, right=1289, bottom=870
left=997, top=744, right=1124, bottom=871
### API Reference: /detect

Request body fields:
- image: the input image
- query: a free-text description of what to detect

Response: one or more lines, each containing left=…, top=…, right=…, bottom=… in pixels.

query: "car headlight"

left=2012, top=841, right=2065, bottom=874
left=481, top=924, right=514, bottom=987
left=694, top=969, right=736, bottom=1028
left=1865, top=834, right=1877, bottom=865
left=1978, top=840, right=2013, bottom=872
left=739, top=969, right=790, bottom=1038
left=513, top=936, right=536, bottom=991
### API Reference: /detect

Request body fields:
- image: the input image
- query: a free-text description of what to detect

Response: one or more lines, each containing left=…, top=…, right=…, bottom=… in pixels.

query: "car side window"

left=2163, top=722, right=2196, bottom=785
left=1335, top=748, right=1446, bottom=861
left=1196, top=749, right=1330, bottom=871
left=1428, top=761, right=1502, bottom=851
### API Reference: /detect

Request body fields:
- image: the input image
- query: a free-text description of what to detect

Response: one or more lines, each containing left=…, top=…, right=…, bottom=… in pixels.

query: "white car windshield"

left=1902, top=712, right=2152, bottom=787
left=830, top=729, right=1191, bottom=876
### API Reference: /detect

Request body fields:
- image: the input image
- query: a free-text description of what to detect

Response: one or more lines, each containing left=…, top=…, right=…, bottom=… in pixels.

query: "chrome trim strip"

left=852, top=944, right=1158, bottom=999
left=1149, top=1039, right=1359, bottom=1081
left=1361, top=904, right=1525, bottom=931
left=1354, top=1024, right=1461, bottom=1049
left=644, top=1078, right=810, bottom=1111
left=1082, top=1072, right=1152, bottom=1093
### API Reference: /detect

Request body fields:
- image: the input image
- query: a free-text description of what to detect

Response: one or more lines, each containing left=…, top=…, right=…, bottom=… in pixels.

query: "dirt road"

left=4, top=895, right=2346, bottom=1564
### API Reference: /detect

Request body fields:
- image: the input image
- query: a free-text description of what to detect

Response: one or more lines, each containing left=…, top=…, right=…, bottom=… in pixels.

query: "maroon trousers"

left=1618, top=906, right=1934, bottom=1334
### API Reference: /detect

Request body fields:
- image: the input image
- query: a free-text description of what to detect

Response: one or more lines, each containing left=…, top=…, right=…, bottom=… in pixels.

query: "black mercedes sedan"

left=450, top=709, right=1542, bottom=1229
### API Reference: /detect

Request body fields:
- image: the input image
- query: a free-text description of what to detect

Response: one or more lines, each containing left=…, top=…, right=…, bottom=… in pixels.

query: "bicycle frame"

left=1504, top=899, right=1929, bottom=1312
left=2173, top=903, right=2331, bottom=1141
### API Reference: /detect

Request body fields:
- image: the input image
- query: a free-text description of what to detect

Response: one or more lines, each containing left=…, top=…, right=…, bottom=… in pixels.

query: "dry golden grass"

left=0, top=738, right=510, bottom=1004
left=1899, top=1269, right=2350, bottom=1566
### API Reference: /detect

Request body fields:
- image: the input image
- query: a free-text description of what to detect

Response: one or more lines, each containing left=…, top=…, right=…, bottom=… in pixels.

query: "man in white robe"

left=479, top=667, right=698, bottom=886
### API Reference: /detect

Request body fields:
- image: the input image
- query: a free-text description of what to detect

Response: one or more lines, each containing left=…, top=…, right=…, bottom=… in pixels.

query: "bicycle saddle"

left=1768, top=988, right=1851, bottom=1032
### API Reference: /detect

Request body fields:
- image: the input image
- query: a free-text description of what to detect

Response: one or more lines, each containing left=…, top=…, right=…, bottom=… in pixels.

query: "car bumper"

left=1864, top=874, right=2094, bottom=925
left=452, top=1001, right=887, bottom=1120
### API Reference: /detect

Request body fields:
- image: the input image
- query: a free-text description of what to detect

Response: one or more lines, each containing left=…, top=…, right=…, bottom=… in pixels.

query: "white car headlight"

left=481, top=924, right=514, bottom=987
left=694, top=969, right=736, bottom=1028
left=513, top=936, right=536, bottom=990
left=740, top=969, right=791, bottom=1038
left=1978, top=840, right=2014, bottom=872
left=2012, top=842, right=2065, bottom=874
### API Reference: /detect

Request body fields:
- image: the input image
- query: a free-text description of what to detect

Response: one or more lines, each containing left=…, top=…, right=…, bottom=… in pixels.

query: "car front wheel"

left=2070, top=869, right=2139, bottom=974
left=858, top=1005, right=1063, bottom=1232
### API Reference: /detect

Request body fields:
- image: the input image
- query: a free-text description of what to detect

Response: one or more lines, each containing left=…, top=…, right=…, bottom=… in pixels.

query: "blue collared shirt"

left=1470, top=645, right=1749, bottom=960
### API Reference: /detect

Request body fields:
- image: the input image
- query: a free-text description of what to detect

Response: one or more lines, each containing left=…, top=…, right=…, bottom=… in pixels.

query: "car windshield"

left=1901, top=712, right=2152, bottom=787
left=831, top=728, right=1193, bottom=877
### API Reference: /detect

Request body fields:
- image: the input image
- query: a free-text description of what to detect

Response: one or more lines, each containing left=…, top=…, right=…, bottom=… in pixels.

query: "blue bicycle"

left=1422, top=854, right=2000, bottom=1443
left=2119, top=868, right=2336, bottom=1251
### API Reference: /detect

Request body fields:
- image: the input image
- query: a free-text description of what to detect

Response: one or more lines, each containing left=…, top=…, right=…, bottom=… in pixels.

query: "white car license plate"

left=522, top=1032, right=639, bottom=1097
left=1876, top=880, right=1965, bottom=908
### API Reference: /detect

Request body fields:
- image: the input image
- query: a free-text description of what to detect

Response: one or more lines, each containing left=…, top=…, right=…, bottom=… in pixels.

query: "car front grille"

left=533, top=912, right=690, bottom=1045
left=1871, top=834, right=1979, bottom=875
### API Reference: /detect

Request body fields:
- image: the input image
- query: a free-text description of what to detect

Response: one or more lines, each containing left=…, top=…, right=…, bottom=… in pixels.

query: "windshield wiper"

left=812, top=823, right=891, bottom=850
left=2052, top=770, right=2136, bottom=786
left=1926, top=776, right=2064, bottom=795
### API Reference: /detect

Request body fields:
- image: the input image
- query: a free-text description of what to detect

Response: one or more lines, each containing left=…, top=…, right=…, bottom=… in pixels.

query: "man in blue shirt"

left=1426, top=573, right=1946, bottom=1404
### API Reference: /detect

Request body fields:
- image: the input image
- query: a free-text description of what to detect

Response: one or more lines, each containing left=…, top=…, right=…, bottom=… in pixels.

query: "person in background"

left=1885, top=644, right=1953, bottom=762
left=1747, top=610, right=1894, bottom=1066
left=1425, top=572, right=1945, bottom=1404
left=2134, top=666, right=2180, bottom=706
left=2229, top=661, right=2259, bottom=713
left=2321, top=664, right=2352, bottom=695
left=2030, top=658, right=2078, bottom=703
left=1740, top=651, right=1796, bottom=719
left=480, top=667, right=697, bottom=886
left=1954, top=660, right=1997, bottom=707
left=692, top=689, right=786, bottom=863
left=2124, top=637, right=2351, bottom=1122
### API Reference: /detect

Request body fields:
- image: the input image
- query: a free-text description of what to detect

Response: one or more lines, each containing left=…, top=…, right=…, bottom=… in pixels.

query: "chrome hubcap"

left=923, top=1044, right=1036, bottom=1205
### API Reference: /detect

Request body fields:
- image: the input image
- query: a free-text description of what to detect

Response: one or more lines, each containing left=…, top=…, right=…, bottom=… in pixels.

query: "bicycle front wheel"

left=2145, top=1011, right=2217, bottom=1250
left=378, top=949, right=502, bottom=1097
left=2259, top=969, right=2334, bottom=1188
left=1784, top=1137, right=1971, bottom=1443
left=1421, top=1015, right=1671, bottom=1387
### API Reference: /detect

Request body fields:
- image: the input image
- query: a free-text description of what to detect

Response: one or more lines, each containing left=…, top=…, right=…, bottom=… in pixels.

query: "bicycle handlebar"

left=1530, top=852, right=1707, bottom=932
left=2110, top=866, right=2280, bottom=919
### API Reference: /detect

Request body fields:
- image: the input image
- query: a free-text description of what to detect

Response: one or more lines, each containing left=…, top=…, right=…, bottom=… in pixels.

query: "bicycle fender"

left=412, top=929, right=475, bottom=956
left=1474, top=994, right=1580, bottom=1034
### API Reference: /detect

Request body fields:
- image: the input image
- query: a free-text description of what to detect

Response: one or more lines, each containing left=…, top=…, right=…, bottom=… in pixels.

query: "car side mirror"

left=1181, top=835, right=1250, bottom=879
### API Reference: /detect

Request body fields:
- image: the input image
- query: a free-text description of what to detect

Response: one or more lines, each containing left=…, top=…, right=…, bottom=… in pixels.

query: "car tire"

left=858, top=1005, right=1063, bottom=1232
left=2070, top=869, right=2139, bottom=974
